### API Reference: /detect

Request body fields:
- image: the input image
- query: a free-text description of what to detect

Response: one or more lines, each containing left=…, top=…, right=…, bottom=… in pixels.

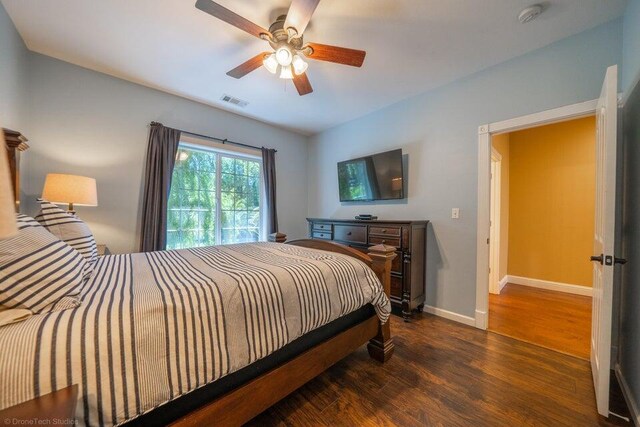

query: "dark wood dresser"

left=307, top=218, right=428, bottom=320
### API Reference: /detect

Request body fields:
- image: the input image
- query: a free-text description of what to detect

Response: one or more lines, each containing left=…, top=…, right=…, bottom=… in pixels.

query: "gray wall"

left=623, top=0, right=640, bottom=93
left=308, top=20, right=623, bottom=319
left=0, top=3, right=29, bottom=130
left=621, top=80, right=640, bottom=426
left=20, top=53, right=309, bottom=253
left=618, top=0, right=640, bottom=420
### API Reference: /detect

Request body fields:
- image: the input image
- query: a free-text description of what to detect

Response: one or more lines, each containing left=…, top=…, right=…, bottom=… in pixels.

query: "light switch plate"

left=452, top=208, right=460, bottom=219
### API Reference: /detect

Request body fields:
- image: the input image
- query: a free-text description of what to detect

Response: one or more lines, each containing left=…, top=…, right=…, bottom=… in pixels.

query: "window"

left=167, top=143, right=263, bottom=250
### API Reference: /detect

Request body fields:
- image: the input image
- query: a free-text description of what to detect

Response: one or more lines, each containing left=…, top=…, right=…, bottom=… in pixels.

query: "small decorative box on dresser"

left=307, top=218, right=428, bottom=320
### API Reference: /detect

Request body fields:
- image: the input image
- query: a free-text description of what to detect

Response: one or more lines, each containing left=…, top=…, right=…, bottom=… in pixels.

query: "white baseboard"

left=498, top=276, right=508, bottom=293
left=422, top=305, right=476, bottom=327
left=504, top=275, right=592, bottom=296
left=615, top=363, right=640, bottom=426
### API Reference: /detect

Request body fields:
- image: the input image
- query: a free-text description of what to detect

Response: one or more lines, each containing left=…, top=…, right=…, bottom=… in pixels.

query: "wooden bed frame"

left=172, top=236, right=396, bottom=426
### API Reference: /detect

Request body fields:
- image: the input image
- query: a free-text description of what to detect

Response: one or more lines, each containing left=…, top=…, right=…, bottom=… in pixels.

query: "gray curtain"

left=261, top=147, right=278, bottom=234
left=139, top=123, right=181, bottom=252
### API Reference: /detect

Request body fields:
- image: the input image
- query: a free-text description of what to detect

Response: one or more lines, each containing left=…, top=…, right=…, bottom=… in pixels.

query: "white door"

left=590, top=64, right=618, bottom=417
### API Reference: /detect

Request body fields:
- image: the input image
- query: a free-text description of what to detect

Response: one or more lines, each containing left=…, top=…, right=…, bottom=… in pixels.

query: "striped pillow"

left=35, top=199, right=98, bottom=270
left=0, top=214, right=90, bottom=313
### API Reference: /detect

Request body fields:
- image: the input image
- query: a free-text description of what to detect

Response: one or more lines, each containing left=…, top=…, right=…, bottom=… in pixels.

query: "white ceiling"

left=2, top=0, right=627, bottom=135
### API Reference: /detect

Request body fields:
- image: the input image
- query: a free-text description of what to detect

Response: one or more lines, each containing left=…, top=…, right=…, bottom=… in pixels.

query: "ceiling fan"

left=195, top=0, right=366, bottom=96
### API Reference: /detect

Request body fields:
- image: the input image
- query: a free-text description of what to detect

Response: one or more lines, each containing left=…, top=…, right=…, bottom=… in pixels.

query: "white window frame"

left=169, top=134, right=266, bottom=247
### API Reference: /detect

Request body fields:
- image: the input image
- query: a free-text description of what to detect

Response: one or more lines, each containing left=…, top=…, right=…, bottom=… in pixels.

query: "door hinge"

left=487, top=238, right=490, bottom=244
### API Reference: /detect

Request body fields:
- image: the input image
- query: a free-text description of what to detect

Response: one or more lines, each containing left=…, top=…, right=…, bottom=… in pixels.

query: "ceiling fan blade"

left=305, top=43, right=366, bottom=67
left=293, top=72, right=313, bottom=96
left=195, top=0, right=270, bottom=39
left=284, top=0, right=320, bottom=35
left=226, top=52, right=270, bottom=79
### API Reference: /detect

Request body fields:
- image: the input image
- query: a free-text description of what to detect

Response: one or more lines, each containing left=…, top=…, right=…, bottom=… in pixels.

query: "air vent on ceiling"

left=220, top=94, right=249, bottom=108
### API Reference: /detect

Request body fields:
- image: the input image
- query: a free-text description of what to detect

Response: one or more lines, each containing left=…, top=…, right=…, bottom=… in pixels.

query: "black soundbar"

left=355, top=215, right=378, bottom=220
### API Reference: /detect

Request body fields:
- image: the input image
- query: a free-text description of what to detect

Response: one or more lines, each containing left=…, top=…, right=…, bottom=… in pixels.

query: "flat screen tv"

left=337, top=149, right=404, bottom=202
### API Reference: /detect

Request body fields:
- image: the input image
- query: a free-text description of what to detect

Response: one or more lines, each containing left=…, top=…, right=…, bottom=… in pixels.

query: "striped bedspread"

left=0, top=242, right=390, bottom=426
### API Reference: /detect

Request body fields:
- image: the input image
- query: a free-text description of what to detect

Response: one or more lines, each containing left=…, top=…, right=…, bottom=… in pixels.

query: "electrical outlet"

left=452, top=208, right=460, bottom=219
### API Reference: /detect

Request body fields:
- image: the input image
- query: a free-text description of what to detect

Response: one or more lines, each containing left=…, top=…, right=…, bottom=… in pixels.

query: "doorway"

left=489, top=149, right=502, bottom=295
left=486, top=117, right=596, bottom=360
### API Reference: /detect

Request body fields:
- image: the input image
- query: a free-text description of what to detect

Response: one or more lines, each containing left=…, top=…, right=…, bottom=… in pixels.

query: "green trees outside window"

left=167, top=145, right=262, bottom=250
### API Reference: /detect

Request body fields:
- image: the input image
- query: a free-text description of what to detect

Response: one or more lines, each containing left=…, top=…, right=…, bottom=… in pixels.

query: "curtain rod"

left=150, top=122, right=276, bottom=153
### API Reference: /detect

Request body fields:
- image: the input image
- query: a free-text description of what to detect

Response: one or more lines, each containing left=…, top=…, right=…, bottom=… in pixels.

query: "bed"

left=0, top=236, right=396, bottom=426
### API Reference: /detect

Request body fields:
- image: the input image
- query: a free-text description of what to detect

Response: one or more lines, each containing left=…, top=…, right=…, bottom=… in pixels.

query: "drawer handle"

left=382, top=229, right=387, bottom=233
left=347, top=232, right=352, bottom=236
left=382, top=239, right=386, bottom=244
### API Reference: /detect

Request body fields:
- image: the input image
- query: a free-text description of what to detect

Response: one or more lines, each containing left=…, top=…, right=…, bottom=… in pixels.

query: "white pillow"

left=0, top=214, right=90, bottom=313
left=35, top=199, right=98, bottom=271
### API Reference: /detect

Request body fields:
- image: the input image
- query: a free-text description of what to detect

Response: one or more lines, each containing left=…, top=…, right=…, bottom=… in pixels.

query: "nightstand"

left=97, top=244, right=110, bottom=256
left=0, top=385, right=78, bottom=426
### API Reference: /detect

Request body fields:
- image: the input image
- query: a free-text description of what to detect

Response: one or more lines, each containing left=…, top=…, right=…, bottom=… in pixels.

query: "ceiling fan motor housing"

left=267, top=14, right=304, bottom=51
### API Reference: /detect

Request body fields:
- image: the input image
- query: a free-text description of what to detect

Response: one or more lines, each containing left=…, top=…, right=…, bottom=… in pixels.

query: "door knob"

left=590, top=254, right=604, bottom=265
left=615, top=257, right=627, bottom=265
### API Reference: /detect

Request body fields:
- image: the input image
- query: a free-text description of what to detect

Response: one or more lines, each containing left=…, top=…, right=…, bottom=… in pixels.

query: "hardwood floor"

left=247, top=312, right=626, bottom=426
left=489, top=283, right=592, bottom=360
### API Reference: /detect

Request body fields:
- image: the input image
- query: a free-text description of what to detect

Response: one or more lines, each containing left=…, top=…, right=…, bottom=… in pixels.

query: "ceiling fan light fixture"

left=292, top=54, right=308, bottom=75
left=263, top=53, right=278, bottom=74
left=279, top=65, right=293, bottom=79
left=275, top=46, right=293, bottom=66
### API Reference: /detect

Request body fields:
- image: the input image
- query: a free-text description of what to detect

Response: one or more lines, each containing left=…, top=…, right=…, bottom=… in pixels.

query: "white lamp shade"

left=279, top=65, right=293, bottom=79
left=42, top=174, right=98, bottom=207
left=263, top=53, right=278, bottom=74
left=0, top=131, right=17, bottom=239
left=275, top=47, right=292, bottom=66
left=292, top=54, right=308, bottom=75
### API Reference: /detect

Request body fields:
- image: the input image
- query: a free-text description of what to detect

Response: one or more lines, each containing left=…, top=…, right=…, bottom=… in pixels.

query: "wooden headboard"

left=2, top=128, right=29, bottom=212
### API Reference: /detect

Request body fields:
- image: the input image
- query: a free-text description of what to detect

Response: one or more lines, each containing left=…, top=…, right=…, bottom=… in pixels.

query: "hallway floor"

left=489, top=283, right=592, bottom=360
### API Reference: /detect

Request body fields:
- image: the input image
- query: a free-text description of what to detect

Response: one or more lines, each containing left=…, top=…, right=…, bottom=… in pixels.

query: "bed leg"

left=367, top=244, right=396, bottom=363
left=368, top=321, right=394, bottom=362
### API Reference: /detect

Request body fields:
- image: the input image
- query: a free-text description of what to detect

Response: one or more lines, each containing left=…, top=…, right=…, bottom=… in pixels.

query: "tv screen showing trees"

left=337, top=149, right=404, bottom=202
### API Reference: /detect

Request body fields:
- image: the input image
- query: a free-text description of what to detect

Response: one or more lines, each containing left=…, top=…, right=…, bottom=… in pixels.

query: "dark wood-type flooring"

left=247, top=312, right=627, bottom=426
left=489, top=283, right=592, bottom=360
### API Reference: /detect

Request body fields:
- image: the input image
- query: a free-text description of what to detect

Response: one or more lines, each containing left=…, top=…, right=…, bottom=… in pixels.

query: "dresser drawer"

left=390, top=275, right=403, bottom=299
left=312, top=223, right=332, bottom=232
left=334, top=225, right=367, bottom=244
left=369, top=226, right=401, bottom=237
left=369, top=235, right=401, bottom=248
left=312, top=231, right=332, bottom=240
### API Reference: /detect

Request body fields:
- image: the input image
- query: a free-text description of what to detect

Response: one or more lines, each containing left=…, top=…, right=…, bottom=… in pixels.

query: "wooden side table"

left=0, top=385, right=78, bottom=426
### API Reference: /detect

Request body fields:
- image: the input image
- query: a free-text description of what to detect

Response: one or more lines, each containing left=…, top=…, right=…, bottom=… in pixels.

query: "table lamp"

left=0, top=131, right=17, bottom=239
left=42, top=173, right=98, bottom=213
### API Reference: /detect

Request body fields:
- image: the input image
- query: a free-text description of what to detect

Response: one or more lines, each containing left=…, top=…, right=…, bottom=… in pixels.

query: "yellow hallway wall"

left=491, top=134, right=510, bottom=282
left=507, top=116, right=596, bottom=287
